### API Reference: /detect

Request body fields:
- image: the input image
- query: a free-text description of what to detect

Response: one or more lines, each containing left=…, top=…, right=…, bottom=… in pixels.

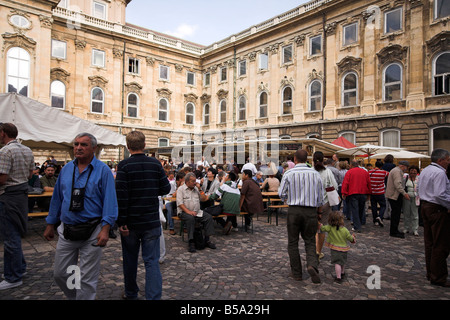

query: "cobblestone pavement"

left=1, top=209, right=449, bottom=301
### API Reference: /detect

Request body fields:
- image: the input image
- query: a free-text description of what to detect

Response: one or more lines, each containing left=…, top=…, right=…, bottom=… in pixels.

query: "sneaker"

left=0, top=280, right=22, bottom=290
left=307, top=266, right=321, bottom=284
left=413, top=231, right=419, bottom=236
left=376, top=217, right=384, bottom=227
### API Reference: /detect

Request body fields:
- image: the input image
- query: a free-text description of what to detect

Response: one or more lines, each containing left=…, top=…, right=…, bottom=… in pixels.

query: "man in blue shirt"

left=43, top=133, right=118, bottom=300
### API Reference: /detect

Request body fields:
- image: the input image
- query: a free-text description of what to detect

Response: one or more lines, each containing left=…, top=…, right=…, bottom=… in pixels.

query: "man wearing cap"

left=38, top=164, right=58, bottom=211
left=385, top=160, right=410, bottom=238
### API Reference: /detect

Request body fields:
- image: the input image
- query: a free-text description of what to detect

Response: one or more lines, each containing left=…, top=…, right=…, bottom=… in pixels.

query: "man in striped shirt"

left=279, top=149, right=324, bottom=284
left=368, top=161, right=389, bottom=227
left=115, top=131, right=171, bottom=300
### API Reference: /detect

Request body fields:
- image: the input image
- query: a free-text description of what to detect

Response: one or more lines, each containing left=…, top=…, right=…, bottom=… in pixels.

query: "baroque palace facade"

left=0, top=0, right=449, bottom=162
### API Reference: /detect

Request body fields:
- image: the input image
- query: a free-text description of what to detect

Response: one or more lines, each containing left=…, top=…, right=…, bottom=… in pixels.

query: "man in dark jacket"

left=115, top=131, right=171, bottom=300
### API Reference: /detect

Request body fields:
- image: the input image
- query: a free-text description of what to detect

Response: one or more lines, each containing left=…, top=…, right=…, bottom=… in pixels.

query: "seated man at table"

left=177, top=172, right=216, bottom=253
left=38, top=164, right=57, bottom=211
left=209, top=172, right=241, bottom=235
left=240, top=169, right=264, bottom=231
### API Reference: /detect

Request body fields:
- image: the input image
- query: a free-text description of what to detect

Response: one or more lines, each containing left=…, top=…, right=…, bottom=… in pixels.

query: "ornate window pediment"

left=156, top=87, right=172, bottom=100
left=337, top=56, right=362, bottom=75
left=376, top=45, right=408, bottom=68
left=125, top=82, right=143, bottom=94
left=1, top=32, right=36, bottom=53
left=50, top=67, right=70, bottom=83
left=217, top=89, right=229, bottom=100
left=88, top=75, right=108, bottom=88
left=184, top=93, right=198, bottom=103
left=426, top=31, right=450, bottom=57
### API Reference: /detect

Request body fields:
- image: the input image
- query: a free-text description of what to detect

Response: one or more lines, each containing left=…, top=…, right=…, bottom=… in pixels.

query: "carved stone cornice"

left=1, top=32, right=36, bottom=54
left=216, top=89, right=229, bottom=100
left=408, top=0, right=424, bottom=9
left=200, top=93, right=211, bottom=102
left=112, top=48, right=123, bottom=59
left=39, top=15, right=53, bottom=29
left=337, top=56, right=362, bottom=75
left=175, top=64, right=183, bottom=72
left=325, top=22, right=337, bottom=36
left=145, top=56, right=155, bottom=66
left=376, top=45, right=408, bottom=68
left=294, top=34, right=306, bottom=46
left=88, top=75, right=108, bottom=87
left=124, top=81, right=143, bottom=94
left=426, top=31, right=450, bottom=57
left=156, top=87, right=172, bottom=100
left=50, top=67, right=70, bottom=83
left=74, top=39, right=86, bottom=50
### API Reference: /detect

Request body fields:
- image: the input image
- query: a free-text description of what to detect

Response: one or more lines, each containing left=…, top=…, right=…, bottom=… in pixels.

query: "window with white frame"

left=159, top=65, right=169, bottom=81
left=158, top=138, right=169, bottom=147
left=92, top=49, right=105, bottom=67
left=128, top=58, right=140, bottom=74
left=203, top=103, right=210, bottom=125
left=7, top=47, right=30, bottom=97
left=127, top=93, right=138, bottom=118
left=384, top=7, right=402, bottom=34
left=434, top=0, right=450, bottom=20
left=10, top=15, right=30, bottom=28
left=51, top=80, right=66, bottom=109
left=259, top=92, right=268, bottom=118
left=91, top=87, right=104, bottom=113
left=343, top=22, right=358, bottom=46
left=309, top=80, right=322, bottom=111
left=238, top=96, right=246, bottom=121
left=93, top=1, right=106, bottom=20
left=239, top=60, right=247, bottom=77
left=219, top=100, right=227, bottom=123
left=158, top=98, right=169, bottom=121
left=282, top=86, right=293, bottom=115
left=340, top=131, right=356, bottom=145
left=432, top=126, right=450, bottom=151
left=52, top=40, right=67, bottom=59
left=185, top=102, right=195, bottom=125
left=433, top=52, right=450, bottom=95
left=187, top=71, right=195, bottom=86
left=342, top=72, right=358, bottom=106
left=220, top=66, right=227, bottom=82
left=282, top=45, right=293, bottom=64
left=310, top=35, right=322, bottom=56
left=204, top=72, right=210, bottom=86
left=259, top=52, right=269, bottom=70
left=383, top=63, right=403, bottom=101
left=381, top=129, right=400, bottom=148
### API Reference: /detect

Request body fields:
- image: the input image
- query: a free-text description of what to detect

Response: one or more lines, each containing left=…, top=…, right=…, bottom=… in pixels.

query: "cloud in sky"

left=165, top=24, right=199, bottom=40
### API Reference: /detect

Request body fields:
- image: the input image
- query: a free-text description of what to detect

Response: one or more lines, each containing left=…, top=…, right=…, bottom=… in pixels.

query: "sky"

left=125, top=0, right=310, bottom=46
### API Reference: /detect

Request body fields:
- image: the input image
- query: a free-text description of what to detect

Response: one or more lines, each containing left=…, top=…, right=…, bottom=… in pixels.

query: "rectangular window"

left=239, top=60, right=247, bottom=77
left=52, top=39, right=67, bottom=59
left=435, top=74, right=450, bottom=95
left=435, top=0, right=450, bottom=19
left=187, top=71, right=195, bottom=85
left=343, top=23, right=357, bottom=46
left=310, top=35, right=322, bottom=56
left=128, top=58, right=140, bottom=74
left=159, top=65, right=169, bottom=80
left=259, top=52, right=268, bottom=70
left=282, top=45, right=293, bottom=64
left=93, top=1, right=106, bottom=20
left=204, top=72, right=210, bottom=86
left=385, top=8, right=402, bottom=34
left=92, top=49, right=105, bottom=67
left=220, top=66, right=227, bottom=82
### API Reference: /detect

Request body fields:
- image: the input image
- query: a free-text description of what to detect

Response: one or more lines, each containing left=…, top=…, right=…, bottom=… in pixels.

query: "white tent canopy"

left=370, top=150, right=430, bottom=159
left=0, top=93, right=126, bottom=154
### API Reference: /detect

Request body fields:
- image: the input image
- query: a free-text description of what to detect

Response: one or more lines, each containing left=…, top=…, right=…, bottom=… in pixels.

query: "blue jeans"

left=166, top=201, right=176, bottom=230
left=370, top=194, right=386, bottom=222
left=347, top=194, right=367, bottom=231
left=0, top=201, right=26, bottom=283
left=121, top=227, right=162, bottom=300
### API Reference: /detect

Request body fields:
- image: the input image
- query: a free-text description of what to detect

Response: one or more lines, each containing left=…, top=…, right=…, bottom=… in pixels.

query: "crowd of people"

left=0, top=122, right=449, bottom=299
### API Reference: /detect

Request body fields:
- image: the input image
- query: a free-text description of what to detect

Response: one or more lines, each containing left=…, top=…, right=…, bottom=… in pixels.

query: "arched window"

left=309, top=80, right=322, bottom=111
left=220, top=100, right=227, bottom=123
left=383, top=63, right=402, bottom=101
left=158, top=98, right=169, bottom=121
left=282, top=86, right=292, bottom=115
left=259, top=92, right=268, bottom=118
left=339, top=131, right=356, bottom=145
left=51, top=80, right=66, bottom=109
left=238, top=96, right=246, bottom=121
left=91, top=87, right=104, bottom=113
left=342, top=72, right=358, bottom=107
left=158, top=137, right=169, bottom=147
left=433, top=51, right=450, bottom=96
left=186, top=102, right=194, bottom=125
left=431, top=126, right=450, bottom=151
left=127, top=93, right=138, bottom=118
left=203, top=103, right=210, bottom=125
left=7, top=47, right=30, bottom=97
left=381, top=129, right=400, bottom=148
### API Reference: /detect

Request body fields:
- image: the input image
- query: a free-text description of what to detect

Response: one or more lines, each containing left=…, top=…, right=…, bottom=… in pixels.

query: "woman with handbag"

left=313, top=151, right=339, bottom=260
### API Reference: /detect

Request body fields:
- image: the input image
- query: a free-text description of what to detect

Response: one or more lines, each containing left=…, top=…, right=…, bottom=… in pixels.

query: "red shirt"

left=368, top=169, right=389, bottom=195
left=341, top=167, right=372, bottom=197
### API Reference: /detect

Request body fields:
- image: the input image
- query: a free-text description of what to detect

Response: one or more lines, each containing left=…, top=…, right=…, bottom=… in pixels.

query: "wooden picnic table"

left=28, top=191, right=53, bottom=217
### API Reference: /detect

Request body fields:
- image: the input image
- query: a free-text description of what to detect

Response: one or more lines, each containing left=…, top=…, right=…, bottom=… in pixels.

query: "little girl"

left=320, top=211, right=356, bottom=283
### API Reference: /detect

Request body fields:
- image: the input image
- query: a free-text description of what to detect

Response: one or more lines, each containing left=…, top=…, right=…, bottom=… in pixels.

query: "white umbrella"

left=370, top=150, right=430, bottom=159
left=336, top=144, right=405, bottom=159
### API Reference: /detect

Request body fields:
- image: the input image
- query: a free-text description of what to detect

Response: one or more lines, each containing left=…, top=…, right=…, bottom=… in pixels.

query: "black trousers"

left=388, top=195, right=403, bottom=235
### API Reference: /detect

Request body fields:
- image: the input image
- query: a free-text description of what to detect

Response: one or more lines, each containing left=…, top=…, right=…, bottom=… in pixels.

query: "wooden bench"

left=267, top=204, right=288, bottom=226
left=28, top=212, right=49, bottom=218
